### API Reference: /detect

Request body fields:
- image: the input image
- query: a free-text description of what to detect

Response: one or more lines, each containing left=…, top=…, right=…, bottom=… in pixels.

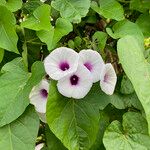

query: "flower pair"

left=44, top=47, right=117, bottom=98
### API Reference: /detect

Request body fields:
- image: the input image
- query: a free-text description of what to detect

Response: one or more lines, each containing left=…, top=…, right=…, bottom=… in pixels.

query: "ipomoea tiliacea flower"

left=57, top=65, right=93, bottom=99
left=35, top=143, right=44, bottom=150
left=100, top=63, right=117, bottom=95
left=29, top=79, right=49, bottom=122
left=79, top=49, right=104, bottom=83
left=44, top=47, right=79, bottom=80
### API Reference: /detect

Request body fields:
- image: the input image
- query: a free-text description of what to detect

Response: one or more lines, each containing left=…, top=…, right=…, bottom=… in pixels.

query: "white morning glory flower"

left=44, top=47, right=79, bottom=80
left=29, top=79, right=49, bottom=114
left=57, top=65, right=93, bottom=99
left=79, top=49, right=104, bottom=83
left=35, top=143, right=44, bottom=150
left=100, top=63, right=117, bottom=95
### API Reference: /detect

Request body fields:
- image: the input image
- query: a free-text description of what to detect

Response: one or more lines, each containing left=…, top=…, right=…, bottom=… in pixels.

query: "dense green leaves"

left=0, top=5, right=18, bottom=53
left=130, top=0, right=150, bottom=13
left=91, top=0, right=124, bottom=21
left=106, top=20, right=144, bottom=48
left=0, top=105, right=39, bottom=150
left=103, top=112, right=150, bottom=150
left=0, top=0, right=22, bottom=12
left=37, top=18, right=73, bottom=51
left=117, top=35, right=150, bottom=134
left=46, top=81, right=142, bottom=150
left=136, top=13, right=150, bottom=38
left=21, top=4, right=51, bottom=31
left=51, top=0, right=91, bottom=23
left=0, top=58, right=45, bottom=127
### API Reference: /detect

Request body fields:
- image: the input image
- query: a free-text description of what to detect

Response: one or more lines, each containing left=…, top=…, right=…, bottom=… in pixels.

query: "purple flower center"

left=104, top=74, right=109, bottom=82
left=40, top=89, right=48, bottom=98
left=84, top=62, right=92, bottom=71
left=59, top=62, right=70, bottom=71
left=70, top=75, right=79, bottom=86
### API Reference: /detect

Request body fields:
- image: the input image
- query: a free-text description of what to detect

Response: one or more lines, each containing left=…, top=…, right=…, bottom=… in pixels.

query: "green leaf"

left=91, top=0, right=124, bottom=21
left=0, top=5, right=18, bottom=53
left=0, top=105, right=39, bottom=150
left=106, top=20, right=144, bottom=49
left=0, top=0, right=22, bottom=12
left=22, top=0, right=42, bottom=14
left=0, top=58, right=45, bottom=127
left=21, top=4, right=51, bottom=31
left=51, top=0, right=91, bottom=23
left=117, top=35, right=150, bottom=134
left=45, top=125, right=67, bottom=150
left=120, top=75, right=134, bottom=95
left=136, top=13, right=150, bottom=38
left=0, top=49, right=4, bottom=63
left=37, top=18, right=73, bottom=51
left=103, top=112, right=150, bottom=150
left=130, top=0, right=150, bottom=13
left=92, top=31, right=107, bottom=51
left=46, top=81, right=100, bottom=150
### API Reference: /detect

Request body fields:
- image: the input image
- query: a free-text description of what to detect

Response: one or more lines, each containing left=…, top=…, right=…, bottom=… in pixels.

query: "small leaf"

left=37, top=18, right=73, bottom=51
left=106, top=20, right=144, bottom=49
left=0, top=5, right=18, bottom=53
left=117, top=35, right=150, bottom=134
left=120, top=75, right=134, bottom=95
left=0, top=0, right=22, bottom=12
left=0, top=58, right=45, bottom=127
left=0, top=105, right=39, bottom=150
left=103, top=112, right=150, bottom=150
left=92, top=31, right=107, bottom=51
left=91, top=0, right=124, bottom=21
left=51, top=0, right=91, bottom=23
left=136, top=13, right=150, bottom=38
left=21, top=4, right=51, bottom=31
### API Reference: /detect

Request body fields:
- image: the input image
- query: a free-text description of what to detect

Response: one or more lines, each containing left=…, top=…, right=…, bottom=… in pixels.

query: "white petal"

left=44, top=47, right=79, bottom=80
left=35, top=143, right=44, bottom=150
left=37, top=112, right=46, bottom=123
left=57, top=65, right=93, bottom=99
left=79, top=49, right=104, bottom=83
left=100, top=63, right=117, bottom=95
left=29, top=79, right=49, bottom=113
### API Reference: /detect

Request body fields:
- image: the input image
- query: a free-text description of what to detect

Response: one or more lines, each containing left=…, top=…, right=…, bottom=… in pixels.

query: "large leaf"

left=45, top=125, right=67, bottom=150
left=51, top=0, right=91, bottom=23
left=106, top=20, right=144, bottom=49
left=136, top=13, right=150, bottom=38
left=0, top=105, right=39, bottom=150
left=0, top=0, right=22, bottom=12
left=0, top=58, right=45, bottom=127
left=117, top=35, right=150, bottom=134
left=37, top=18, right=73, bottom=51
left=103, top=112, right=150, bottom=150
left=21, top=4, right=51, bottom=31
left=0, top=5, right=18, bottom=53
left=91, top=0, right=124, bottom=21
left=46, top=81, right=100, bottom=150
left=46, top=81, right=142, bottom=150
